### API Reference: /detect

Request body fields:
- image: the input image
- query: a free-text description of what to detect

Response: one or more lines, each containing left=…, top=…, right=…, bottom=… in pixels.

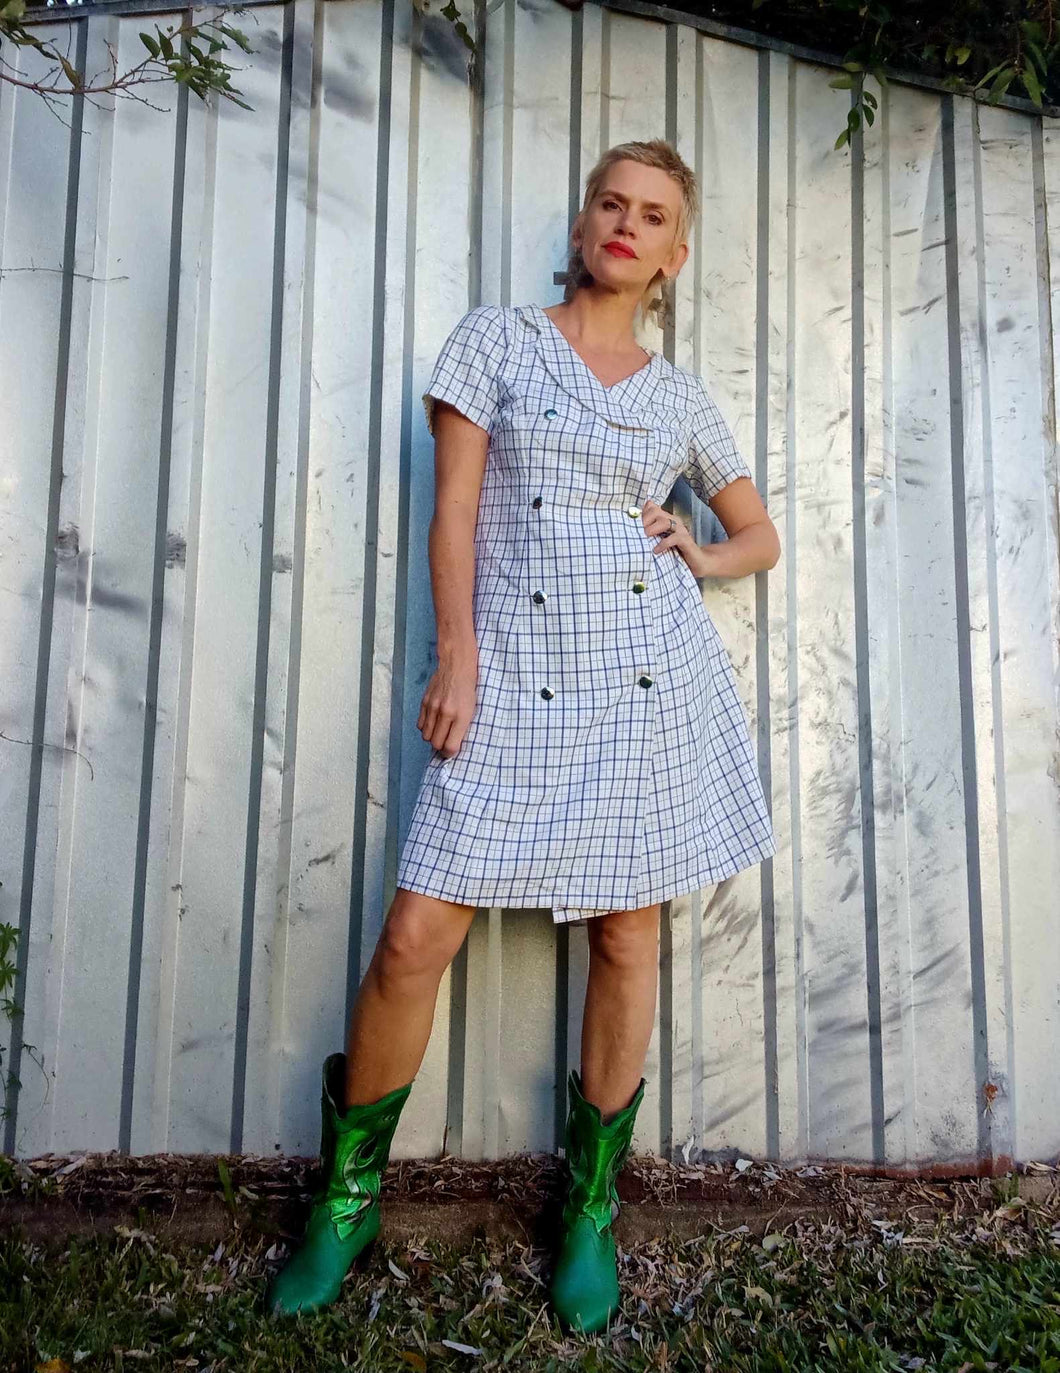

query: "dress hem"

left=395, top=833, right=777, bottom=923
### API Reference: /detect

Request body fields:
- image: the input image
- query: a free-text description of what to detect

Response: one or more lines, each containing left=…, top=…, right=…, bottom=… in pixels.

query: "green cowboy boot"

left=549, top=1068, right=646, bottom=1334
left=266, top=1052, right=413, bottom=1315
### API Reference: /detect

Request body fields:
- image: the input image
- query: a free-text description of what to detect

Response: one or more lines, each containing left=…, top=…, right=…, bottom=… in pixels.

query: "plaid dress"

left=396, top=303, right=776, bottom=924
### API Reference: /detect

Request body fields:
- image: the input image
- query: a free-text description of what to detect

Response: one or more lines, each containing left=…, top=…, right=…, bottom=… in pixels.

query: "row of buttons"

left=539, top=676, right=654, bottom=699
left=529, top=481, right=653, bottom=699
left=530, top=581, right=646, bottom=604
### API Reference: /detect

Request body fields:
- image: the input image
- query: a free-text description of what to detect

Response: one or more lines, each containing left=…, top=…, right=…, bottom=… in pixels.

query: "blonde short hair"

left=562, top=139, right=699, bottom=328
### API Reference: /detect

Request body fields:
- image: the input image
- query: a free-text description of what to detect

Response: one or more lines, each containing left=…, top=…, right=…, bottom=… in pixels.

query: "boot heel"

left=352, top=1230, right=379, bottom=1267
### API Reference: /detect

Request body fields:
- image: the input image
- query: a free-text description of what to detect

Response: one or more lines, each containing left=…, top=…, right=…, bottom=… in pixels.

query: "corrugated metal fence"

left=2, top=0, right=1059, bottom=1169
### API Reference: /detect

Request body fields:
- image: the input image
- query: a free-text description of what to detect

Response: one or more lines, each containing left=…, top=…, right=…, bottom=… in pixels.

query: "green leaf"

left=1020, top=64, right=1042, bottom=107
left=139, top=31, right=160, bottom=58
left=988, top=66, right=1015, bottom=103
left=0, top=0, right=26, bottom=20
left=216, top=1158, right=235, bottom=1210
left=954, top=46, right=971, bottom=66
left=215, top=22, right=251, bottom=53
left=1024, top=37, right=1048, bottom=80
left=829, top=75, right=855, bottom=89
left=159, top=30, right=174, bottom=59
left=973, top=63, right=1006, bottom=92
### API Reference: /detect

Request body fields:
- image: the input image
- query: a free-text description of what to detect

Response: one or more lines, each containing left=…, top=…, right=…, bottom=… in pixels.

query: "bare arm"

left=643, top=478, right=780, bottom=579
left=694, top=476, right=780, bottom=577
left=417, top=401, right=490, bottom=758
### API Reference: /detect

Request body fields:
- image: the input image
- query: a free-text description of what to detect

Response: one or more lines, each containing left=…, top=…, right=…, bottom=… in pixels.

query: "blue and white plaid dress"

left=396, top=303, right=776, bottom=924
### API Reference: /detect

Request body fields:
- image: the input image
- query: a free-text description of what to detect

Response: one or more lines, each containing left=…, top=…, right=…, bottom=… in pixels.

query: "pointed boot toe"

left=549, top=1213, right=621, bottom=1333
left=266, top=1204, right=380, bottom=1315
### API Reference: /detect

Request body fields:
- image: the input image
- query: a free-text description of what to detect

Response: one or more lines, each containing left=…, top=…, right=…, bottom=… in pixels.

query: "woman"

left=266, top=139, right=779, bottom=1333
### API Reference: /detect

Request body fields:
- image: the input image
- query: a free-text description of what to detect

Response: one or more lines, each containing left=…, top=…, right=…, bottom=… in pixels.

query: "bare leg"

left=344, top=888, right=477, bottom=1105
left=579, top=903, right=661, bottom=1121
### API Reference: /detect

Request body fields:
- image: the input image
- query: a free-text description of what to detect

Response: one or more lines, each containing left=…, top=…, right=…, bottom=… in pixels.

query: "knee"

left=376, top=910, right=440, bottom=982
left=587, top=909, right=659, bottom=971
left=374, top=897, right=463, bottom=984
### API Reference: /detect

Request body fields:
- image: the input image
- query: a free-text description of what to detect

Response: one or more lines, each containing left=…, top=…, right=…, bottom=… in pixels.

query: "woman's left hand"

left=642, top=499, right=704, bottom=578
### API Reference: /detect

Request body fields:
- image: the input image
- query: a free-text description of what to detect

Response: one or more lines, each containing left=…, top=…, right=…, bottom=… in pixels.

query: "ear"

left=666, top=240, right=689, bottom=277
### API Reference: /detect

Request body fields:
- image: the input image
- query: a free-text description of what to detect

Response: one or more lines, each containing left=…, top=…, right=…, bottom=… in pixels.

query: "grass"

left=2, top=1186, right=1059, bottom=1373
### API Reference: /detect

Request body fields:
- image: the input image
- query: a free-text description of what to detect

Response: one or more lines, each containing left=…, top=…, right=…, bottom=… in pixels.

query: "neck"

left=548, top=289, right=644, bottom=356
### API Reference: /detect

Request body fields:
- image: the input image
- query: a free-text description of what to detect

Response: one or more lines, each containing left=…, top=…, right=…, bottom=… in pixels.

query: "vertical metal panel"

left=975, top=103, right=1060, bottom=1164
left=761, top=46, right=799, bottom=1166
left=691, top=28, right=771, bottom=1166
left=2, top=0, right=1058, bottom=1170
left=0, top=21, right=85, bottom=1156
left=51, top=14, right=185, bottom=1158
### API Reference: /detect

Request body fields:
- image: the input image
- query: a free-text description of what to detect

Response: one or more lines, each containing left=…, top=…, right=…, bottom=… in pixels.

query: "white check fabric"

left=397, top=303, right=776, bottom=924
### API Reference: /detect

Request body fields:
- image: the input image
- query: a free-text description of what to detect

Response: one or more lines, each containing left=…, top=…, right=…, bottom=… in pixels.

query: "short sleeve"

left=421, top=304, right=508, bottom=438
left=682, top=372, right=753, bottom=502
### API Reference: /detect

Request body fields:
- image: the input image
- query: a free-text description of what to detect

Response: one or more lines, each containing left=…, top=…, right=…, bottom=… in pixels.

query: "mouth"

left=603, top=242, right=637, bottom=259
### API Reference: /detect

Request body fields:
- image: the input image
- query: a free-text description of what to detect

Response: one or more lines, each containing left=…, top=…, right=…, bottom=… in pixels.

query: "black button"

left=532, top=590, right=547, bottom=603
left=638, top=675, right=654, bottom=688
left=632, top=581, right=646, bottom=594
left=532, top=496, right=543, bottom=508
left=540, top=686, right=554, bottom=699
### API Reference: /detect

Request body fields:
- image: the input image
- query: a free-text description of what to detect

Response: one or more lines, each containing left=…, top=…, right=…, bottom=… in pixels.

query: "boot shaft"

left=314, top=1053, right=413, bottom=1240
left=561, top=1070, right=644, bottom=1233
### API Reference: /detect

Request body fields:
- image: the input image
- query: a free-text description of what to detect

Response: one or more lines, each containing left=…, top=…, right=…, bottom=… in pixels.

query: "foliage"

left=0, top=913, right=45, bottom=1131
left=724, top=0, right=1060, bottom=147
left=2, top=0, right=1058, bottom=153
left=0, top=920, right=19, bottom=1124
left=0, top=0, right=471, bottom=112
left=0, top=0, right=255, bottom=112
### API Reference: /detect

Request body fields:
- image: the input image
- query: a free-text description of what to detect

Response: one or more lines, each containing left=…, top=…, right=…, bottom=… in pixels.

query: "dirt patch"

left=2, top=1150, right=1056, bottom=1250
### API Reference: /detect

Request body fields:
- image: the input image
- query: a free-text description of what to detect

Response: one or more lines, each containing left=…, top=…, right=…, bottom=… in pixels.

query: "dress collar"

left=516, top=303, right=665, bottom=428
